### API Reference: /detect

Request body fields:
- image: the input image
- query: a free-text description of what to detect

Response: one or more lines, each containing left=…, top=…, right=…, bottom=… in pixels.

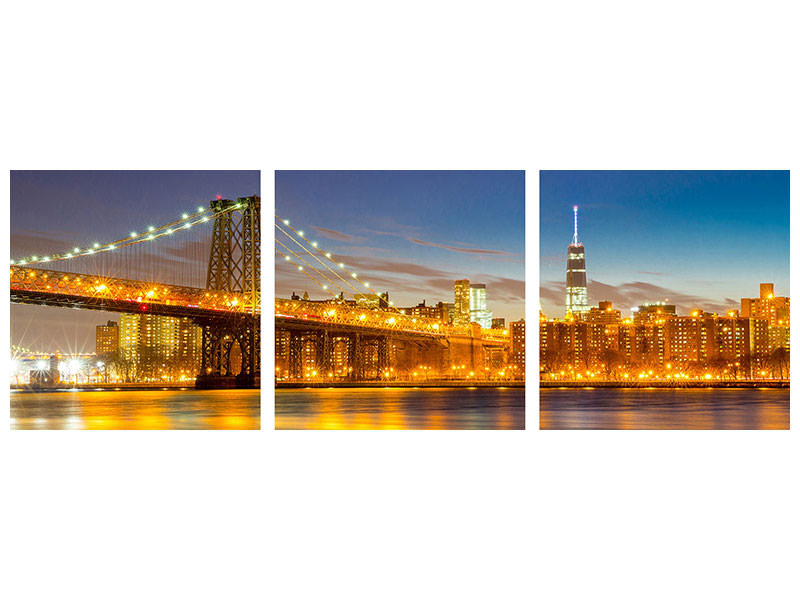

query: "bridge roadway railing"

left=275, top=298, right=509, bottom=342
left=11, top=266, right=259, bottom=316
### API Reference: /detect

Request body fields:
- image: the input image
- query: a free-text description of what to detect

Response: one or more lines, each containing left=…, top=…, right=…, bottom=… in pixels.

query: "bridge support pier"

left=196, top=316, right=260, bottom=389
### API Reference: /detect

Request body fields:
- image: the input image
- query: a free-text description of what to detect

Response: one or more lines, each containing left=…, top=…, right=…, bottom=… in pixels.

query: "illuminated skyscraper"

left=95, top=320, right=119, bottom=356
left=565, top=205, right=589, bottom=315
left=469, top=283, right=493, bottom=328
left=454, top=279, right=471, bottom=326
left=119, top=313, right=202, bottom=381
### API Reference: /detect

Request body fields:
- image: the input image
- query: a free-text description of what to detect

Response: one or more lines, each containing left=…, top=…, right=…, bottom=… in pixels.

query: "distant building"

left=469, top=283, right=493, bottom=328
left=510, top=319, right=525, bottom=377
left=633, top=302, right=676, bottom=324
left=119, top=313, right=201, bottom=381
left=400, top=300, right=440, bottom=320
left=354, top=292, right=390, bottom=308
left=741, top=283, right=789, bottom=327
left=96, top=320, right=119, bottom=356
left=454, top=279, right=471, bottom=326
left=437, top=301, right=455, bottom=324
left=491, top=317, right=506, bottom=329
left=587, top=301, right=621, bottom=324
left=565, top=206, right=589, bottom=316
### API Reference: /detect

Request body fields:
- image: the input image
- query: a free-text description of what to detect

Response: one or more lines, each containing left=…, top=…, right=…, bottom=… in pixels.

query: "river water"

left=275, top=387, right=525, bottom=429
left=540, top=388, right=789, bottom=429
left=10, top=389, right=260, bottom=430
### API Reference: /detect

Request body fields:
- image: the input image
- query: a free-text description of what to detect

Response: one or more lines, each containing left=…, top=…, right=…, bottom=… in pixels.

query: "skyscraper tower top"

left=565, top=205, right=589, bottom=315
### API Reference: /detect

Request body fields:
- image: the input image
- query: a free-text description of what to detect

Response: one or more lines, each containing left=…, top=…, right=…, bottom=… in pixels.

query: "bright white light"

left=93, top=243, right=100, bottom=248
left=148, top=226, right=155, bottom=232
left=351, top=273, right=357, bottom=278
left=65, top=254, right=72, bottom=258
left=202, top=216, right=209, bottom=222
left=364, top=282, right=369, bottom=287
left=32, top=256, right=38, bottom=261
left=147, top=234, right=154, bottom=240
left=284, top=256, right=290, bottom=261
left=130, top=232, right=137, bottom=237
left=69, top=359, right=81, bottom=372
left=322, top=285, right=328, bottom=290
left=182, top=213, right=189, bottom=219
left=338, top=263, right=344, bottom=268
left=96, top=361, right=104, bottom=368
left=42, top=256, right=50, bottom=262
left=87, top=249, right=95, bottom=254
left=298, top=266, right=303, bottom=271
left=298, top=231, right=304, bottom=237
left=10, top=260, right=14, bottom=265
left=73, top=248, right=80, bottom=253
left=283, top=219, right=289, bottom=225
left=167, top=229, right=174, bottom=235
left=10, top=360, right=18, bottom=372
left=36, top=360, right=47, bottom=370
left=198, top=207, right=204, bottom=212
left=325, top=252, right=331, bottom=258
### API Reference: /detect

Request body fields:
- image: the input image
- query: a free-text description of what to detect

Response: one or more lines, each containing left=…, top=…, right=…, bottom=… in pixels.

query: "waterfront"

left=276, top=387, right=525, bottom=429
left=540, top=388, right=789, bottom=429
left=10, top=389, right=260, bottom=430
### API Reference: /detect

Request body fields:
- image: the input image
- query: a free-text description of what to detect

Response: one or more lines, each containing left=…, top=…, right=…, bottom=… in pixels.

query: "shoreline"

left=540, top=381, right=788, bottom=389
left=277, top=381, right=524, bottom=389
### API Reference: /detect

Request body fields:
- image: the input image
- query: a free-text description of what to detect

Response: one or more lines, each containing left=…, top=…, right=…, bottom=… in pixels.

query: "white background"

left=1, top=1, right=798, bottom=599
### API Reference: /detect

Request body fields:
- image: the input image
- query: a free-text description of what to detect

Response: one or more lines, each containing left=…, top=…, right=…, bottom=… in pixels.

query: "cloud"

left=311, top=226, right=362, bottom=243
left=637, top=270, right=665, bottom=276
left=407, top=237, right=514, bottom=256
left=540, top=278, right=738, bottom=316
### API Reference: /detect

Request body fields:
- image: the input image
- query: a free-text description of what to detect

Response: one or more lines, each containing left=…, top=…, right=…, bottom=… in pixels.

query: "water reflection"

left=276, top=387, right=525, bottom=430
left=10, top=389, right=260, bottom=430
left=540, top=388, right=789, bottom=430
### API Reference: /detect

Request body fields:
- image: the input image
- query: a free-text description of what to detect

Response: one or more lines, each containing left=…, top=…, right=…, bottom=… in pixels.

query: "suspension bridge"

left=11, top=195, right=261, bottom=388
left=274, top=216, right=513, bottom=382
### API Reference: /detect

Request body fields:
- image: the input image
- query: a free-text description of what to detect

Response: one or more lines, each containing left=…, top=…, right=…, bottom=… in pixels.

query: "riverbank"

left=11, top=383, right=196, bottom=392
left=277, top=380, right=524, bottom=389
left=540, top=380, right=788, bottom=389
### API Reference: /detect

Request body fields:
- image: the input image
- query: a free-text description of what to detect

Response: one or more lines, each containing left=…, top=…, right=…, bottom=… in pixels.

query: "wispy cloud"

left=311, top=225, right=362, bottom=243
left=407, top=237, right=514, bottom=256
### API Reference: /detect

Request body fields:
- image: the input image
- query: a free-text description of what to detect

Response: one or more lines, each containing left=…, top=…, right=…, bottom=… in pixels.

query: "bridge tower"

left=197, top=195, right=261, bottom=389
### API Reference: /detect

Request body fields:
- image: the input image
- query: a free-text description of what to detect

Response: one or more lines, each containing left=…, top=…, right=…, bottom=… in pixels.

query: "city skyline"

left=275, top=170, right=525, bottom=322
left=540, top=170, right=790, bottom=318
left=10, top=170, right=260, bottom=353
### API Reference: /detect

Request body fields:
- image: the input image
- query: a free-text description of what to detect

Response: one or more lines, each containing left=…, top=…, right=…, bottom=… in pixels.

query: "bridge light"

left=74, top=248, right=80, bottom=253
left=9, top=260, right=14, bottom=265
left=325, top=252, right=331, bottom=258
left=202, top=216, right=209, bottom=222
left=32, top=256, right=38, bottom=261
left=216, top=195, right=222, bottom=200
left=351, top=273, right=357, bottom=278
left=359, top=314, right=366, bottom=320
left=298, top=230, right=304, bottom=237
left=322, top=285, right=328, bottom=290
left=198, top=207, right=205, bottom=212
left=130, top=232, right=137, bottom=237
left=148, top=226, right=155, bottom=232
left=364, top=282, right=369, bottom=287
left=93, top=243, right=100, bottom=248
left=36, top=360, right=47, bottom=370
left=298, top=266, right=303, bottom=271
left=311, top=241, right=318, bottom=247
left=338, top=263, right=344, bottom=268
left=107, top=245, right=116, bottom=250
left=167, top=229, right=173, bottom=235
left=284, top=255, right=290, bottom=261
left=283, top=219, right=289, bottom=225
left=182, top=213, right=189, bottom=219
left=147, top=234, right=154, bottom=240
left=42, top=256, right=50, bottom=262
left=87, top=249, right=95, bottom=254
left=18, top=260, right=26, bottom=265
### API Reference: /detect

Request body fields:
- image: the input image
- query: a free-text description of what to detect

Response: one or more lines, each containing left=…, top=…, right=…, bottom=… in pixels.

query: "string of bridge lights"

left=274, top=239, right=351, bottom=298
left=274, top=215, right=399, bottom=310
left=10, top=199, right=245, bottom=267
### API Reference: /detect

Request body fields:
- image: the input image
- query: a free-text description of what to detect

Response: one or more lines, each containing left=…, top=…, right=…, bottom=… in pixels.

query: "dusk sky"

left=275, top=171, right=525, bottom=322
left=540, top=170, right=790, bottom=318
left=10, top=170, right=260, bottom=353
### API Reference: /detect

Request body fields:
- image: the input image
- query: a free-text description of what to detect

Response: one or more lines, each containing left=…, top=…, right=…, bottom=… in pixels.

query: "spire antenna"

left=572, top=205, right=579, bottom=245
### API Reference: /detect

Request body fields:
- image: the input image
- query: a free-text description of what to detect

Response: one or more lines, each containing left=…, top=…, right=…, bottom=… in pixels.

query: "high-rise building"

left=491, top=317, right=506, bottom=329
left=510, top=319, right=526, bottom=377
left=469, top=283, right=493, bottom=328
left=741, top=283, right=789, bottom=326
left=437, top=301, right=455, bottom=324
left=119, top=313, right=202, bottom=381
left=454, top=279, right=471, bottom=326
left=565, top=205, right=589, bottom=316
left=95, top=320, right=119, bottom=356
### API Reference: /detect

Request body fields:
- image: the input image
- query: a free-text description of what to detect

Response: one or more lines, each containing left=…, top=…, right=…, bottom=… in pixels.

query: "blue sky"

left=540, top=170, right=789, bottom=317
left=275, top=171, right=525, bottom=321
